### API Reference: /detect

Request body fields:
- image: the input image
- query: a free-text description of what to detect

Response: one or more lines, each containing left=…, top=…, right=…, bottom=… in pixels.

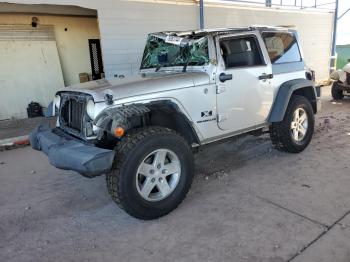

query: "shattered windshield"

left=140, top=34, right=210, bottom=70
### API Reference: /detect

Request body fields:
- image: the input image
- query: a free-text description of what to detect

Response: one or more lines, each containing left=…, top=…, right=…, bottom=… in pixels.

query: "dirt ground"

left=1, top=86, right=350, bottom=262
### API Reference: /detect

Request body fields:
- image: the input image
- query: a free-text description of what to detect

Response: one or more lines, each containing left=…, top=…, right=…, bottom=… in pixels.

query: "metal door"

left=215, top=32, right=274, bottom=131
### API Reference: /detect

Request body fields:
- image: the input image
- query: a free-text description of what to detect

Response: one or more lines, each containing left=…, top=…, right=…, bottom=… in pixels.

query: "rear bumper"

left=30, top=125, right=115, bottom=178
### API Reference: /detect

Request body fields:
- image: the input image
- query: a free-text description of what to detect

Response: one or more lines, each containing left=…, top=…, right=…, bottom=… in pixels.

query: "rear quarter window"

left=262, top=32, right=302, bottom=64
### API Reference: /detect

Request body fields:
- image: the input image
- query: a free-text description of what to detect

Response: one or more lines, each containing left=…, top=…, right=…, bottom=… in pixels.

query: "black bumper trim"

left=30, top=125, right=115, bottom=177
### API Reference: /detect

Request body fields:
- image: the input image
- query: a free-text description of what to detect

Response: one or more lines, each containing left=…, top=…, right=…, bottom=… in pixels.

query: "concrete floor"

left=1, top=86, right=350, bottom=262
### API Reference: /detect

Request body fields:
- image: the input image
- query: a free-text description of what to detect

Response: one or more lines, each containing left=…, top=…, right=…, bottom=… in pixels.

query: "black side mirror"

left=219, top=73, right=233, bottom=82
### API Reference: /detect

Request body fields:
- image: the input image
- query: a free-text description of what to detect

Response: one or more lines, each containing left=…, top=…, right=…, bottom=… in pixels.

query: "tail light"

left=306, top=70, right=315, bottom=82
left=311, top=70, right=316, bottom=82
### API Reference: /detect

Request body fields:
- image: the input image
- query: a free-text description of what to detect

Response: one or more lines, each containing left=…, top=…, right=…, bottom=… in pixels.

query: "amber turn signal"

left=114, top=127, right=125, bottom=138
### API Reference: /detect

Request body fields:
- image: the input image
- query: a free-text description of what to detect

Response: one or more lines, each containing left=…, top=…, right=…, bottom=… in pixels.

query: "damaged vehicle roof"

left=151, top=26, right=292, bottom=37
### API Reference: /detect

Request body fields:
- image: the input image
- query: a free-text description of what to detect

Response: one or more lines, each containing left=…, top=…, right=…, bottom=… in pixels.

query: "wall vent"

left=0, top=25, right=55, bottom=41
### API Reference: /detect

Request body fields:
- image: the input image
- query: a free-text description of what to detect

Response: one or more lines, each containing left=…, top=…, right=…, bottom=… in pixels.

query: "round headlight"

left=86, top=100, right=95, bottom=119
left=54, top=95, right=61, bottom=109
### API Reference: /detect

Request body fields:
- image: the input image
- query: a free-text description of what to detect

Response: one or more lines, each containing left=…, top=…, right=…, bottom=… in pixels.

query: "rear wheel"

left=106, top=127, right=194, bottom=220
left=331, top=82, right=344, bottom=100
left=270, top=95, right=314, bottom=153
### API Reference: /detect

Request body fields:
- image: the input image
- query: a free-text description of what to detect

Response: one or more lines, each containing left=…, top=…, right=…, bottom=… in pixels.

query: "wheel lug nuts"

left=162, top=169, right=167, bottom=174
left=157, top=164, right=161, bottom=169
left=151, top=178, right=155, bottom=183
left=149, top=169, right=155, bottom=175
left=158, top=177, right=163, bottom=183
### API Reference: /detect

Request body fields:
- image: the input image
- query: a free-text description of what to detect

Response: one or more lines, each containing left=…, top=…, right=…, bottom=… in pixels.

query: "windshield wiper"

left=182, top=44, right=191, bottom=73
left=154, top=41, right=191, bottom=73
left=182, top=57, right=190, bottom=72
left=155, top=65, right=162, bottom=72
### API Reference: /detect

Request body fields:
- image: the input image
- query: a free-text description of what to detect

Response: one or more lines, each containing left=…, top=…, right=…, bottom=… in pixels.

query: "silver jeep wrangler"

left=31, top=26, right=321, bottom=219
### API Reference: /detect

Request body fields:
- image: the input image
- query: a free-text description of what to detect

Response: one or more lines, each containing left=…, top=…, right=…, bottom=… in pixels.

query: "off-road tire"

left=270, top=95, right=314, bottom=153
left=331, top=82, right=344, bottom=100
left=106, top=126, right=194, bottom=220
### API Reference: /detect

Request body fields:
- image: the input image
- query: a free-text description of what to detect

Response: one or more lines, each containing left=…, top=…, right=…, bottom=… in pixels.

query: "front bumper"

left=30, top=125, right=115, bottom=178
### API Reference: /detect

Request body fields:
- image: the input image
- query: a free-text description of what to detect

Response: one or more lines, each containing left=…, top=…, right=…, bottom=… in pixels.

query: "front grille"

left=60, top=96, right=85, bottom=133
left=70, top=99, right=84, bottom=131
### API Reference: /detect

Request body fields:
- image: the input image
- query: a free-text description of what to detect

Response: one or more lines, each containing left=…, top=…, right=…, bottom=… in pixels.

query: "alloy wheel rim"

left=136, top=149, right=181, bottom=202
left=290, top=107, right=308, bottom=142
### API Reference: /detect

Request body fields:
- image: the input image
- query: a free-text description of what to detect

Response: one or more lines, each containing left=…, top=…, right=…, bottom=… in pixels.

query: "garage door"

left=0, top=25, right=64, bottom=120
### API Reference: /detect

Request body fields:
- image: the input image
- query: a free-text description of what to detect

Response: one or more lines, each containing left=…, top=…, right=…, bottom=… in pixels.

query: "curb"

left=0, top=135, right=30, bottom=151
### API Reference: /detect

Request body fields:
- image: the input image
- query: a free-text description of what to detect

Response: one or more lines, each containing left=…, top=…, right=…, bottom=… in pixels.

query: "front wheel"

left=270, top=95, right=315, bottom=153
left=106, top=127, right=194, bottom=220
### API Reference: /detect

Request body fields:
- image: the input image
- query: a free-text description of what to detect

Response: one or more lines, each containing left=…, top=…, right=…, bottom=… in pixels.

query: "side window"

left=219, top=36, right=264, bottom=68
left=262, top=32, right=302, bottom=64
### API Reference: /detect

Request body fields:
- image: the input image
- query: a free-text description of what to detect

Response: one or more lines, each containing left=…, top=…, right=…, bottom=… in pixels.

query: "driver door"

left=215, top=32, right=273, bottom=131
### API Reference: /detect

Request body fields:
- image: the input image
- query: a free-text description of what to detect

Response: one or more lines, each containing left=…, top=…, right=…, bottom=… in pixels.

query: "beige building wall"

left=5, top=0, right=334, bottom=82
left=0, top=14, right=100, bottom=86
left=96, top=0, right=333, bottom=82
left=0, top=40, right=65, bottom=119
left=98, top=0, right=333, bottom=82
left=97, top=0, right=199, bottom=78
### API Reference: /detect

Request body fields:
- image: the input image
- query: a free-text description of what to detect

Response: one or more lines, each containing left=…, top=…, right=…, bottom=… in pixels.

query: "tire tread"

left=270, top=95, right=314, bottom=153
left=106, top=126, right=193, bottom=219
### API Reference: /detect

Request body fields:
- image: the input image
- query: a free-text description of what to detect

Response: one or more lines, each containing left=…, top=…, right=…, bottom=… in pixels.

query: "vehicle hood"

left=59, top=72, right=210, bottom=102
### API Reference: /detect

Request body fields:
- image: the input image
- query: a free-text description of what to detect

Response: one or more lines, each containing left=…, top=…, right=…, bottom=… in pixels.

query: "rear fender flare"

left=268, top=79, right=316, bottom=123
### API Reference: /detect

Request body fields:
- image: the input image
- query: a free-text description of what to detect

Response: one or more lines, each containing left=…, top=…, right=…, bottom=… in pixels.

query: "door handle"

left=258, top=73, right=273, bottom=80
left=219, top=73, right=233, bottom=83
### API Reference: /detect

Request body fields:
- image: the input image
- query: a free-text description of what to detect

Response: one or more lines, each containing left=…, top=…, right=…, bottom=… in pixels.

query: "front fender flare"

left=92, top=100, right=202, bottom=144
left=93, top=104, right=150, bottom=137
